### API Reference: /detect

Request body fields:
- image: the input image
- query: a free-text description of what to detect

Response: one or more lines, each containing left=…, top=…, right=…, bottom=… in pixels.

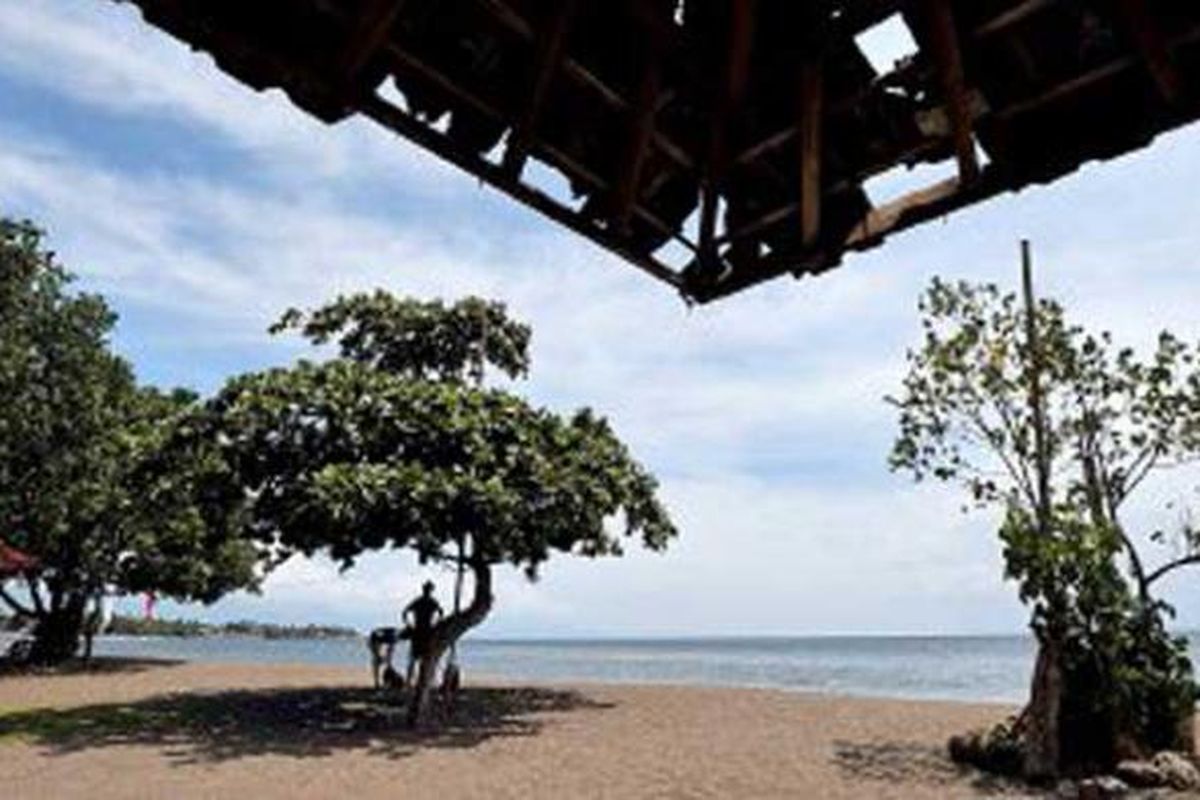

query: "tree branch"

left=1123, top=443, right=1163, bottom=501
left=1146, top=553, right=1200, bottom=587
left=1115, top=521, right=1151, bottom=600
left=965, top=407, right=1039, bottom=510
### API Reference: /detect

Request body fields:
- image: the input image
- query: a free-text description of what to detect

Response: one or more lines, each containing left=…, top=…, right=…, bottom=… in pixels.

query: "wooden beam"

left=691, top=168, right=1012, bottom=303
left=700, top=0, right=757, bottom=260
left=974, top=0, right=1062, bottom=40
left=612, top=27, right=664, bottom=232
left=995, top=55, right=1132, bottom=121
left=381, top=41, right=688, bottom=248
left=994, top=22, right=1200, bottom=121
left=734, top=127, right=796, bottom=168
left=798, top=58, right=824, bottom=248
left=718, top=137, right=948, bottom=246
left=735, top=0, right=1064, bottom=170
left=358, top=96, right=683, bottom=288
left=339, top=0, right=409, bottom=80
left=846, top=176, right=962, bottom=248
left=473, top=0, right=695, bottom=172
left=1114, top=0, right=1186, bottom=106
left=922, top=0, right=979, bottom=183
left=502, top=0, right=578, bottom=178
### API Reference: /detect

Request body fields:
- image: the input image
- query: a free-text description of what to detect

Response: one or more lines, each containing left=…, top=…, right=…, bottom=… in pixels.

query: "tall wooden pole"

left=1019, top=238, right=1061, bottom=781
left=1021, top=239, right=1050, bottom=533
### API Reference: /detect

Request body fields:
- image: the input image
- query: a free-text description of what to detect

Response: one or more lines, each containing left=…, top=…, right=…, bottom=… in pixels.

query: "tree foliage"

left=890, top=277, right=1200, bottom=774
left=189, top=359, right=674, bottom=573
left=0, top=219, right=260, bottom=662
left=173, top=292, right=675, bottom=720
left=269, top=293, right=532, bottom=383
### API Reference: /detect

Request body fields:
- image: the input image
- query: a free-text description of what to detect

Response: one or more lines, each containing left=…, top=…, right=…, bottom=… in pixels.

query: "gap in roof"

left=863, top=159, right=958, bottom=208
left=524, top=159, right=582, bottom=210
left=378, top=79, right=408, bottom=113
left=652, top=207, right=703, bottom=265
left=854, top=13, right=919, bottom=76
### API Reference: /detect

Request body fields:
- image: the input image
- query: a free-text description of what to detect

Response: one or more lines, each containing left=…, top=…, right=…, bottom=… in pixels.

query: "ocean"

left=9, top=633, right=1194, bottom=704
left=80, top=634, right=1038, bottom=703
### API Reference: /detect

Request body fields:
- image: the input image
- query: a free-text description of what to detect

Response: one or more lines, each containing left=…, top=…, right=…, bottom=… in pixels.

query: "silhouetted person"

left=403, top=580, right=443, bottom=685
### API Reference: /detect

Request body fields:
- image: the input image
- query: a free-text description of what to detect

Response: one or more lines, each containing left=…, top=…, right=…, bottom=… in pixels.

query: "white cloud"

left=0, top=0, right=461, bottom=187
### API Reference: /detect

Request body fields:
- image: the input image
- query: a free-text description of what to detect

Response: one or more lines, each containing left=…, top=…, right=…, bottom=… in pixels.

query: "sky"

left=2, top=1, right=1200, bottom=637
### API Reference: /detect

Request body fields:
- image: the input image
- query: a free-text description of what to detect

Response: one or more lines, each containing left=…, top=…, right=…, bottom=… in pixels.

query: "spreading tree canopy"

left=175, top=292, right=676, bottom=719
left=0, top=219, right=260, bottom=663
left=890, top=273, right=1200, bottom=777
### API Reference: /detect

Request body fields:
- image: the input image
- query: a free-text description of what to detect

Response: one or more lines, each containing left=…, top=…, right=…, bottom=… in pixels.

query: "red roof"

left=0, top=542, right=38, bottom=578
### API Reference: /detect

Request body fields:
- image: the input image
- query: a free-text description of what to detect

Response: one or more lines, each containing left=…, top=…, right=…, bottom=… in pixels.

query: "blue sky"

left=3, top=1, right=1200, bottom=636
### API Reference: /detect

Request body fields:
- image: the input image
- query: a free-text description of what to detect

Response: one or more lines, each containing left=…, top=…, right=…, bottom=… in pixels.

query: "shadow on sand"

left=832, top=739, right=1032, bottom=796
left=0, top=684, right=612, bottom=764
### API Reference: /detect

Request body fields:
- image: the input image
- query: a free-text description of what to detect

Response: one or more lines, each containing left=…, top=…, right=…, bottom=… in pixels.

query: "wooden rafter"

left=719, top=136, right=948, bottom=246
left=612, top=18, right=665, bottom=233
left=699, top=0, right=757, bottom=261
left=502, top=0, right=579, bottom=178
left=339, top=0, right=409, bottom=81
left=381, top=40, right=689, bottom=249
left=1114, top=0, right=1186, bottom=106
left=995, top=21, right=1200, bottom=122
left=358, top=96, right=683, bottom=288
left=921, top=0, right=979, bottom=183
left=474, top=0, right=695, bottom=173
left=732, top=0, right=1056, bottom=173
left=974, top=0, right=1062, bottom=40
left=798, top=57, right=824, bottom=248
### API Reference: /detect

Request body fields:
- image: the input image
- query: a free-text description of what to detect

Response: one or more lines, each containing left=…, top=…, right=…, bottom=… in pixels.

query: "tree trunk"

left=406, top=559, right=493, bottom=727
left=28, top=592, right=86, bottom=665
left=1020, top=638, right=1063, bottom=781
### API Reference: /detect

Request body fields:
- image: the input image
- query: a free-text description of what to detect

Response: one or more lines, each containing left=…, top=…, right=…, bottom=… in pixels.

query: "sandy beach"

left=0, top=659, right=1050, bottom=799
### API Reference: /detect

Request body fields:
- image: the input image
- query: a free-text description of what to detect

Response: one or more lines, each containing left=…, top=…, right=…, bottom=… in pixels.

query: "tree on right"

left=890, top=268, right=1200, bottom=780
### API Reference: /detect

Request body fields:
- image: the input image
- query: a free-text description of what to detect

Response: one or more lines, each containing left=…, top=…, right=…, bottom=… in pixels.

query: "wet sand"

left=1, top=659, right=1036, bottom=798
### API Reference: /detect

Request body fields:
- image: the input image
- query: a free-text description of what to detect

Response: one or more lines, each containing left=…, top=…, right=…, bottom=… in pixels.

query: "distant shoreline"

left=100, top=615, right=360, bottom=641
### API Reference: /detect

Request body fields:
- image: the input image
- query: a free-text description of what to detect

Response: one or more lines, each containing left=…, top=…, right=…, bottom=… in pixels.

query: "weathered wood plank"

left=613, top=32, right=664, bottom=232
left=382, top=40, right=686, bottom=247
left=474, top=0, right=695, bottom=172
left=974, top=0, right=1062, bottom=39
left=502, top=0, right=579, bottom=179
left=340, top=0, right=409, bottom=80
left=700, top=0, right=757, bottom=259
left=1114, top=0, right=1186, bottom=106
left=798, top=58, right=824, bottom=248
left=921, top=0, right=979, bottom=183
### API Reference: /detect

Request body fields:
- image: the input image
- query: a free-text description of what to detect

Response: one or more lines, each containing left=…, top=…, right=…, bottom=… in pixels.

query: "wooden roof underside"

left=120, top=0, right=1200, bottom=302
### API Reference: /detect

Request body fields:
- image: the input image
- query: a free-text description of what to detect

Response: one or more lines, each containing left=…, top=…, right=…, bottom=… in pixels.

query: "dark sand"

left=1, top=659, right=1050, bottom=798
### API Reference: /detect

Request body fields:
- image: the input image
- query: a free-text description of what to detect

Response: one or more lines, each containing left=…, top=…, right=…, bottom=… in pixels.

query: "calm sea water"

left=9, top=634, right=1194, bottom=704
left=93, top=634, right=1041, bottom=702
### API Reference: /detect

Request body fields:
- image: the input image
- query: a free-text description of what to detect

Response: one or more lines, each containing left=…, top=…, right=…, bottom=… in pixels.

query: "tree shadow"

left=0, top=684, right=613, bottom=764
left=0, top=656, right=185, bottom=679
left=831, top=739, right=1039, bottom=796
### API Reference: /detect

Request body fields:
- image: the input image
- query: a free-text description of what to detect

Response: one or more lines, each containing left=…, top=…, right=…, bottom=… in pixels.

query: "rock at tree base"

left=1150, top=751, right=1200, bottom=790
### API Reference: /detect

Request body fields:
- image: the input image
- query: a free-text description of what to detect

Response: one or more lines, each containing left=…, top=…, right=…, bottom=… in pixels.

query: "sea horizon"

left=39, top=631, right=1193, bottom=705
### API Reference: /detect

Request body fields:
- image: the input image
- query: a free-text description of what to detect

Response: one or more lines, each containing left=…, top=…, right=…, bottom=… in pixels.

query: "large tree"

left=177, top=292, right=676, bottom=721
left=0, top=219, right=261, bottom=663
left=890, top=271, right=1200, bottom=778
